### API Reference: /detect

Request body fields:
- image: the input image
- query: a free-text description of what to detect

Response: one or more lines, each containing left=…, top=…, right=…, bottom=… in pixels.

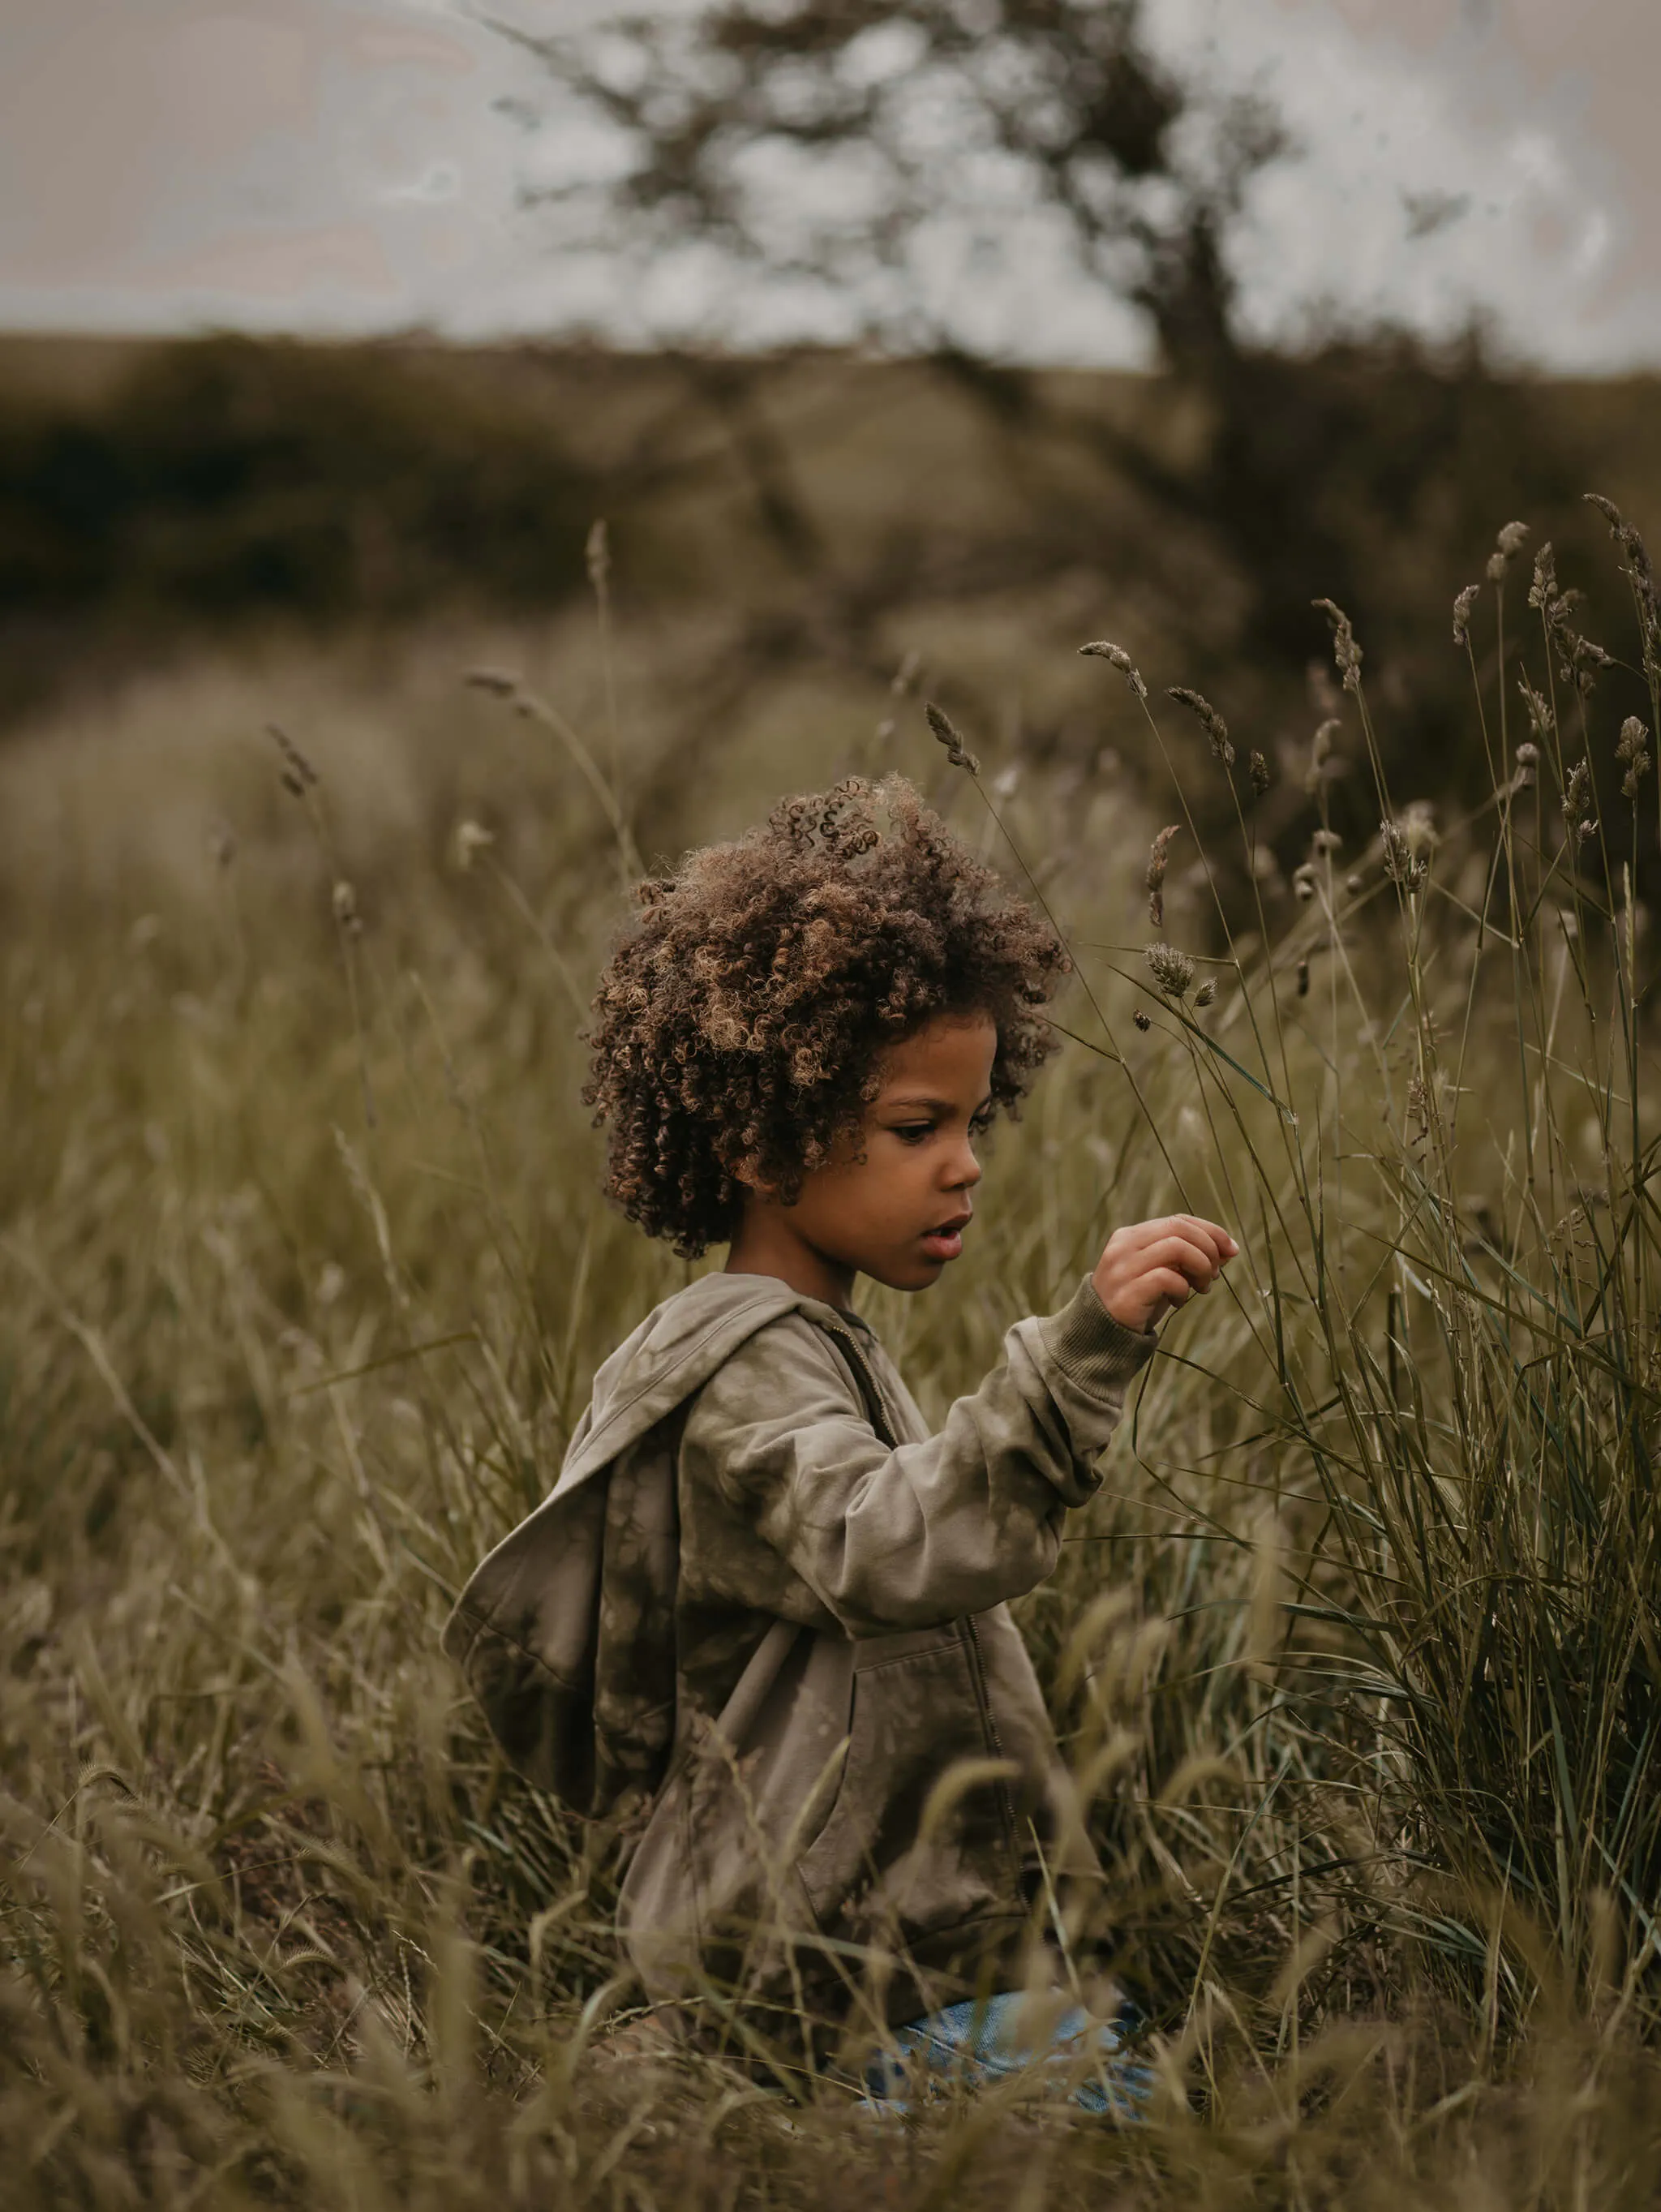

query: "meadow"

left=2, top=494, right=1660, bottom=2210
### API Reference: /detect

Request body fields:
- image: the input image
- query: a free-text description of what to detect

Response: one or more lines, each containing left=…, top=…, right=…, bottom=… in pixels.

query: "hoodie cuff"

left=1038, top=1276, right=1158, bottom=1400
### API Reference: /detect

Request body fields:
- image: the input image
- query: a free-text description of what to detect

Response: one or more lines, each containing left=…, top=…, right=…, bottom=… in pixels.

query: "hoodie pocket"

left=796, top=1623, right=1023, bottom=1944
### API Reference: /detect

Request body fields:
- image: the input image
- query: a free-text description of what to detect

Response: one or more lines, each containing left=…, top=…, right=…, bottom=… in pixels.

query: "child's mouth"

left=921, top=1215, right=971, bottom=1261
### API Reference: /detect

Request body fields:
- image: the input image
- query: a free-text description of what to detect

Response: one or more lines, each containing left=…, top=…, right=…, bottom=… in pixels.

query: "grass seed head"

left=1517, top=674, right=1553, bottom=745
left=1487, top=518, right=1530, bottom=580
left=1312, top=600, right=1363, bottom=694
left=1529, top=541, right=1558, bottom=612
left=925, top=702, right=980, bottom=775
left=453, top=820, right=495, bottom=871
left=1453, top=583, right=1480, bottom=646
left=1306, top=717, right=1340, bottom=793
left=1132, top=1007, right=1152, bottom=1031
left=1079, top=639, right=1148, bottom=700
left=1144, top=942, right=1195, bottom=997
left=1167, top=685, right=1235, bottom=766
left=1562, top=758, right=1598, bottom=843
left=1529, top=545, right=1614, bottom=694
left=1586, top=492, right=1661, bottom=681
left=1407, top=1072, right=1430, bottom=1141
left=1195, top=977, right=1217, bottom=1007
left=1618, top=716, right=1652, bottom=798
left=1248, top=749, right=1272, bottom=797
left=1513, top=739, right=1540, bottom=789
left=267, top=722, right=320, bottom=792
left=1145, top=823, right=1181, bottom=927
left=1380, top=817, right=1428, bottom=891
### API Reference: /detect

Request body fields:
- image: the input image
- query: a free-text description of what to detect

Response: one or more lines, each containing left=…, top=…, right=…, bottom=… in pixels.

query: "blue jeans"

left=860, top=1992, right=1153, bottom=2119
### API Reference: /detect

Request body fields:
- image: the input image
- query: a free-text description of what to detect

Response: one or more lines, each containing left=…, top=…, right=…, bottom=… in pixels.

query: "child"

left=443, top=775, right=1235, bottom=2098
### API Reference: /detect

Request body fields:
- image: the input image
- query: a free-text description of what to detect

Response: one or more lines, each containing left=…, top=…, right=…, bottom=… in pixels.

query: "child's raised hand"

left=1092, top=1214, right=1238, bottom=1332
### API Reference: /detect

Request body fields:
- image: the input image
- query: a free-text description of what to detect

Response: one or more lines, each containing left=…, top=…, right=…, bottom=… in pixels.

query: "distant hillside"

left=0, top=334, right=596, bottom=719
left=3, top=330, right=1660, bottom=873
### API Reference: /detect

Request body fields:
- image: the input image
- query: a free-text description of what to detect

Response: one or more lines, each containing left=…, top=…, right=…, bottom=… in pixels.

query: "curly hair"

left=582, top=775, right=1070, bottom=1257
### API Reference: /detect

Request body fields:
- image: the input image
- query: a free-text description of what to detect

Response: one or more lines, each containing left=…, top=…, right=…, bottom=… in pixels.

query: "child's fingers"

left=1137, top=1234, right=1222, bottom=1292
left=1169, top=1213, right=1238, bottom=1261
left=1143, top=1266, right=1199, bottom=1309
left=1141, top=1232, right=1217, bottom=1276
left=1118, top=1214, right=1235, bottom=1265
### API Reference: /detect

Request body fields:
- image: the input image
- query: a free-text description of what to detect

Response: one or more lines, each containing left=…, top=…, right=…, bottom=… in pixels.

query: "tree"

left=500, top=0, right=1600, bottom=840
left=505, top=0, right=1284, bottom=384
left=500, top=0, right=1303, bottom=639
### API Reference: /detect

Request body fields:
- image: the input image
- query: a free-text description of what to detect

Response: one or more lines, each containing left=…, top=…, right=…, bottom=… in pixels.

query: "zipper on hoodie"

left=817, top=1318, right=899, bottom=1448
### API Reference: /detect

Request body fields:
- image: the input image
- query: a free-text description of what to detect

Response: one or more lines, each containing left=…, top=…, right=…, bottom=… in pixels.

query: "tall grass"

left=2, top=516, right=1660, bottom=2207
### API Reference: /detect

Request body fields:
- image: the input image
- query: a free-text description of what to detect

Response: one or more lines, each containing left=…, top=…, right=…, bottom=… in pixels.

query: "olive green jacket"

left=442, top=1270, right=1156, bottom=2036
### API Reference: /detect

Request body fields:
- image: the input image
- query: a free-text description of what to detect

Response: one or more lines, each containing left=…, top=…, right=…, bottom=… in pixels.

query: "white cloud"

left=380, top=160, right=464, bottom=204
left=1155, top=0, right=1653, bottom=368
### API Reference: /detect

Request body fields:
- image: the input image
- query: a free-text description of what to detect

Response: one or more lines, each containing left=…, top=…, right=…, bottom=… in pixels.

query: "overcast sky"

left=2, top=0, right=1658, bottom=372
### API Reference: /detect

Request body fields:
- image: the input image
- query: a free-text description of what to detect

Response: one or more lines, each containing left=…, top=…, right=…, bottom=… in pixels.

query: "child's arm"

left=683, top=1217, right=1231, bottom=1637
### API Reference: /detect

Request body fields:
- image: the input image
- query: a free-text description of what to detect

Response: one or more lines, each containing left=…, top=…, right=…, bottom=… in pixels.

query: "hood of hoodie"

left=559, top=1269, right=834, bottom=1497
left=442, top=1269, right=856, bottom=1815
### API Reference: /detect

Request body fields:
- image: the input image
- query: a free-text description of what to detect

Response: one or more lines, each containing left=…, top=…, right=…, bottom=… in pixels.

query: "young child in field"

left=444, top=775, right=1235, bottom=2106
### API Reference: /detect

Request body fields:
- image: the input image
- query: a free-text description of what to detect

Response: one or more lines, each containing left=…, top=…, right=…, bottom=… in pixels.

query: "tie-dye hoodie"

left=443, top=1270, right=1155, bottom=2042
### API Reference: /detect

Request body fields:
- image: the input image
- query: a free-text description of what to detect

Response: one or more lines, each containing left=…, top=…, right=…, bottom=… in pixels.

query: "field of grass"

left=2, top=505, right=1661, bottom=2209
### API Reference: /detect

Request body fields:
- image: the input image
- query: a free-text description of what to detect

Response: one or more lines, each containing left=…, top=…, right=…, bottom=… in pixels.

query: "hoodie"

left=443, top=1269, right=1156, bottom=2042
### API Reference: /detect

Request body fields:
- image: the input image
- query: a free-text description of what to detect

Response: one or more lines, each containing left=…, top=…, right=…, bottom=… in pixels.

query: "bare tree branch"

left=496, top=0, right=1289, bottom=378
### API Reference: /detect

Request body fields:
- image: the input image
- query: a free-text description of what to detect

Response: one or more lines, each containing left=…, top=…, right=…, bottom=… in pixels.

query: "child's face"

left=730, top=1011, right=998, bottom=1307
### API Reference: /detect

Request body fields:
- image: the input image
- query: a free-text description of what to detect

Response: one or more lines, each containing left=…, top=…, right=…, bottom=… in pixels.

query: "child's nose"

left=949, top=1139, right=983, bottom=1189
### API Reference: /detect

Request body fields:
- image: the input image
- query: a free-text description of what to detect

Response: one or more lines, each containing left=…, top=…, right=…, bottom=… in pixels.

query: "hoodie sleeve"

left=678, top=1277, right=1156, bottom=1637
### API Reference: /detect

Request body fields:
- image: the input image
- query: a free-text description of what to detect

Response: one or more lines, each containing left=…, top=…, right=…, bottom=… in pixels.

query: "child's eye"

left=893, top=1123, right=934, bottom=1145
